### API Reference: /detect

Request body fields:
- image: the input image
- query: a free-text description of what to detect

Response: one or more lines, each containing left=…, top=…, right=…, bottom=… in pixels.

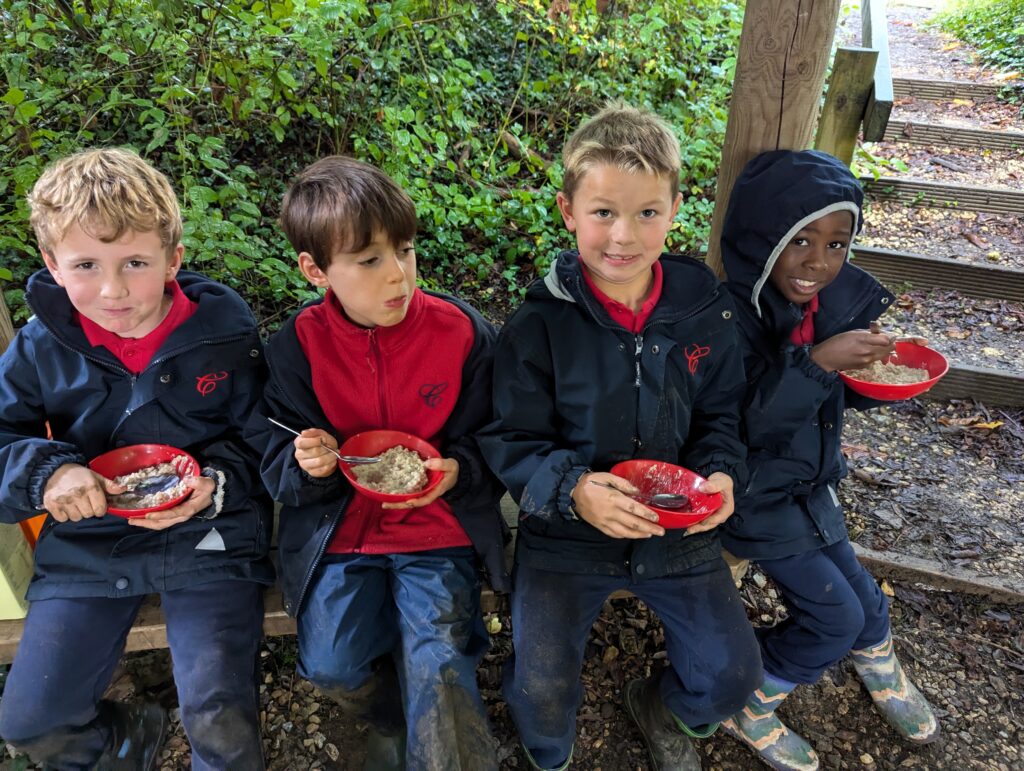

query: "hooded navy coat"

left=719, top=150, right=895, bottom=561
left=0, top=269, right=274, bottom=600
left=479, top=251, right=747, bottom=578
left=246, top=291, right=510, bottom=618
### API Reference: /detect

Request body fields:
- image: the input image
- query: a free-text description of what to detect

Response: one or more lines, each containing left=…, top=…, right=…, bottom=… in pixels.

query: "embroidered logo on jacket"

left=196, top=371, right=229, bottom=396
left=684, top=344, right=711, bottom=375
left=419, top=382, right=448, bottom=408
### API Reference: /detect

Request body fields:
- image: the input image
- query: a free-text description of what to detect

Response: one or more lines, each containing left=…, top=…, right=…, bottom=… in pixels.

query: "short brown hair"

left=562, top=102, right=681, bottom=200
left=28, top=148, right=182, bottom=255
left=280, top=156, right=417, bottom=271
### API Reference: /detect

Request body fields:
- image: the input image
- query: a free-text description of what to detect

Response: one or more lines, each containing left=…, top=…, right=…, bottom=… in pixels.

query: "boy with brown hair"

left=479, top=103, right=761, bottom=771
left=248, top=155, right=508, bottom=770
left=0, top=148, right=273, bottom=770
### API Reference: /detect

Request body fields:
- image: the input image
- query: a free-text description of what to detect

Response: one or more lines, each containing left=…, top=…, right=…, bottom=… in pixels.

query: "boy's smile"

left=42, top=223, right=182, bottom=338
left=557, top=164, right=682, bottom=310
left=768, top=210, right=855, bottom=305
left=299, top=230, right=416, bottom=328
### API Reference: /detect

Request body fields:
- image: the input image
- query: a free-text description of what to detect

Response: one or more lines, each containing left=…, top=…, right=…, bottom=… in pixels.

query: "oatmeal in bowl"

left=89, top=444, right=200, bottom=517
left=338, top=430, right=444, bottom=503
left=839, top=342, right=948, bottom=401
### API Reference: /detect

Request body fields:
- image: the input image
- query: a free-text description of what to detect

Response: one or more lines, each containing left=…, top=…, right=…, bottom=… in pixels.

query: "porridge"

left=353, top=446, right=428, bottom=494
left=109, top=457, right=189, bottom=509
left=844, top=360, right=930, bottom=385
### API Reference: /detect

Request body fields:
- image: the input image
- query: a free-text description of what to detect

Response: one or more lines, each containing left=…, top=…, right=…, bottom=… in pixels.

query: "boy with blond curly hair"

left=0, top=148, right=272, bottom=770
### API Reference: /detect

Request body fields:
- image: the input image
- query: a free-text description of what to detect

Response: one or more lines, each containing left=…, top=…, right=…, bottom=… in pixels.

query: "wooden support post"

left=815, top=47, right=879, bottom=165
left=0, top=292, right=14, bottom=354
left=706, top=0, right=843, bottom=277
left=862, top=0, right=894, bottom=142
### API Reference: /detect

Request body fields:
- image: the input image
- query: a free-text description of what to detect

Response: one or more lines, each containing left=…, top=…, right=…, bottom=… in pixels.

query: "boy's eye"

left=73, top=262, right=95, bottom=270
left=828, top=241, right=848, bottom=250
left=640, top=209, right=657, bottom=219
left=358, top=256, right=380, bottom=267
left=400, top=246, right=415, bottom=258
left=791, top=237, right=809, bottom=247
left=594, top=209, right=613, bottom=219
left=127, top=259, right=148, bottom=268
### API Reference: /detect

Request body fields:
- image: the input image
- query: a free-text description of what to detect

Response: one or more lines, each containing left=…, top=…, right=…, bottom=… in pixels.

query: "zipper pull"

left=634, top=334, right=643, bottom=387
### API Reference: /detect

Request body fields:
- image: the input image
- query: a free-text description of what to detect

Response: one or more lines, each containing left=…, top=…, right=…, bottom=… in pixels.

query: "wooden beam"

left=861, top=0, right=893, bottom=141
left=0, top=291, right=14, bottom=354
left=883, top=120, right=1024, bottom=151
left=862, top=176, right=1024, bottom=215
left=892, top=78, right=1015, bottom=101
left=707, top=0, right=843, bottom=276
left=927, top=363, right=1024, bottom=407
left=815, top=47, right=879, bottom=165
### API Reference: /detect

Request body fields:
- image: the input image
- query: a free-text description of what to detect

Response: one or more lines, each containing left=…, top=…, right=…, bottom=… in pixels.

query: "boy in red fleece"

left=249, top=156, right=508, bottom=771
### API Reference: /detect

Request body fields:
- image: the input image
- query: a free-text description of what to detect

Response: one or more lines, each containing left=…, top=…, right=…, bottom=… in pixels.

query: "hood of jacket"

left=721, top=150, right=873, bottom=341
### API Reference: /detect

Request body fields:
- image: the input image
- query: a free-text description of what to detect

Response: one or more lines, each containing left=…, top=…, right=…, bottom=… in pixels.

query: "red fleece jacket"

left=295, top=288, right=473, bottom=554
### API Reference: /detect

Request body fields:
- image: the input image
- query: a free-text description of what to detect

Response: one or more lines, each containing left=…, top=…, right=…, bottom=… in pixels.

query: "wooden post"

left=0, top=292, right=14, bottom=354
left=705, top=0, right=843, bottom=277
left=862, top=0, right=894, bottom=142
left=815, top=47, right=879, bottom=165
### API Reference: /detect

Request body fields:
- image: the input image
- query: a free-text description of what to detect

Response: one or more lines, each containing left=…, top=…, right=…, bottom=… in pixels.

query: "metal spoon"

left=588, top=480, right=690, bottom=509
left=266, top=418, right=381, bottom=464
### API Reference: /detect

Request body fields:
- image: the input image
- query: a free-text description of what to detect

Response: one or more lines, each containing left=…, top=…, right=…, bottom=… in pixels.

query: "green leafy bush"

left=937, top=0, right=1024, bottom=74
left=1, top=0, right=740, bottom=325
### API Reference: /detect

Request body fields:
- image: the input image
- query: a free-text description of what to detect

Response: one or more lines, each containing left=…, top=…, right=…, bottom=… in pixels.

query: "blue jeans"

left=297, top=548, right=496, bottom=771
left=757, top=539, right=891, bottom=684
left=0, top=581, right=265, bottom=771
left=506, top=558, right=761, bottom=770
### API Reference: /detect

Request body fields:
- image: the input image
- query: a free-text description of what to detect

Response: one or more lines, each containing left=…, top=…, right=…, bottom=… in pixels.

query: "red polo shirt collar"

left=581, top=261, right=664, bottom=334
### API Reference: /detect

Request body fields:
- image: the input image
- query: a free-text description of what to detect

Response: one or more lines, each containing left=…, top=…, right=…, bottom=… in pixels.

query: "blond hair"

left=562, top=102, right=681, bottom=200
left=28, top=148, right=182, bottom=255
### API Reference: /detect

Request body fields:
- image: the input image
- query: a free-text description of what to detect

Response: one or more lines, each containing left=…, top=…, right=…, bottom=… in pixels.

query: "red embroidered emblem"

left=684, top=344, right=711, bottom=375
left=196, top=371, right=229, bottom=396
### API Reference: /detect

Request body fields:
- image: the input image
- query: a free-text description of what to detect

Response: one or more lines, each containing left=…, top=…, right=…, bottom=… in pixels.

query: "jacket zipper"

left=353, top=329, right=387, bottom=552
left=295, top=494, right=352, bottom=612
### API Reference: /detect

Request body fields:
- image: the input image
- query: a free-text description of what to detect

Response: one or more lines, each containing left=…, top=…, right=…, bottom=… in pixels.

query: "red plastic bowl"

left=338, top=430, right=443, bottom=504
left=608, top=459, right=724, bottom=529
left=88, top=444, right=199, bottom=518
left=839, top=342, right=949, bottom=401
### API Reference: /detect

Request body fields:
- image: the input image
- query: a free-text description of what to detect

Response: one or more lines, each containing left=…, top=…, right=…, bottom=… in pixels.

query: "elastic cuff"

left=558, top=465, right=590, bottom=521
left=792, top=344, right=838, bottom=386
left=671, top=716, right=719, bottom=739
left=196, top=467, right=227, bottom=519
left=442, top=448, right=473, bottom=503
left=28, top=451, right=88, bottom=509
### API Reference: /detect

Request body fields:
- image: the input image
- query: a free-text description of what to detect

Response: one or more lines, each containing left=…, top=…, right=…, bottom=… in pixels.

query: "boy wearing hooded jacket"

left=248, top=155, right=508, bottom=771
left=719, top=150, right=940, bottom=770
left=0, top=148, right=273, bottom=770
left=479, top=103, right=761, bottom=771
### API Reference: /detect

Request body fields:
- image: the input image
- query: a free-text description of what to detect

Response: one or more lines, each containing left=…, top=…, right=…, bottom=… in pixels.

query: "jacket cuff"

left=28, top=450, right=88, bottom=510
left=792, top=344, right=838, bottom=387
left=696, top=459, right=745, bottom=493
left=195, top=467, right=227, bottom=520
left=442, top=447, right=474, bottom=504
left=557, top=464, right=590, bottom=521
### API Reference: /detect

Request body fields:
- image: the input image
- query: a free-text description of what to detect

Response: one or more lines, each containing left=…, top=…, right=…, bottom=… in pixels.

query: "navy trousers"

left=506, top=558, right=762, bottom=770
left=756, top=539, right=890, bottom=684
left=296, top=548, right=496, bottom=771
left=0, top=581, right=265, bottom=771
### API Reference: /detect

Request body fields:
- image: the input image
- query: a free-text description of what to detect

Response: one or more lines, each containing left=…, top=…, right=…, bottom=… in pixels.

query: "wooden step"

left=927, top=362, right=1024, bottom=407
left=862, top=176, right=1024, bottom=216
left=852, top=245, right=1024, bottom=303
left=883, top=120, right=1024, bottom=151
left=892, top=77, right=1017, bottom=101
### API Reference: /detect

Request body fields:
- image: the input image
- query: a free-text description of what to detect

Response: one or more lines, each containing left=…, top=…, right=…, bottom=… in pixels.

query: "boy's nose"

left=385, top=253, right=407, bottom=282
left=100, top=275, right=129, bottom=298
left=610, top=219, right=635, bottom=245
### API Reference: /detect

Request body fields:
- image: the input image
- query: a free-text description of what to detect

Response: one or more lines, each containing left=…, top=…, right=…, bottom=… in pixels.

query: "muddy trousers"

left=297, top=548, right=497, bottom=771
left=0, top=580, right=265, bottom=771
left=756, top=539, right=891, bottom=684
left=505, top=558, right=762, bottom=770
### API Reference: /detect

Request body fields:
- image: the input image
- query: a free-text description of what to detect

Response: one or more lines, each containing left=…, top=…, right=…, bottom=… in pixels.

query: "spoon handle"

left=266, top=417, right=344, bottom=461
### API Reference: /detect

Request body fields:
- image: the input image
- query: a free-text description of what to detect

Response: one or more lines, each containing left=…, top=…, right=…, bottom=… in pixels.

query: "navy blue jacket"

left=0, top=269, right=274, bottom=600
left=479, top=252, right=747, bottom=579
left=247, top=291, right=510, bottom=617
left=719, top=150, right=895, bottom=561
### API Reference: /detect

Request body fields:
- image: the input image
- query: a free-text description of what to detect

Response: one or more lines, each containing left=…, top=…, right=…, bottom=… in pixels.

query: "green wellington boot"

left=521, top=743, right=572, bottom=771
left=720, top=673, right=819, bottom=771
left=623, top=675, right=705, bottom=771
left=850, top=633, right=940, bottom=744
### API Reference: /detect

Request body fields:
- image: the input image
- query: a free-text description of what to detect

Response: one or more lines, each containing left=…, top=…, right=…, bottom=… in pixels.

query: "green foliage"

left=1, top=0, right=741, bottom=324
left=937, top=0, right=1024, bottom=75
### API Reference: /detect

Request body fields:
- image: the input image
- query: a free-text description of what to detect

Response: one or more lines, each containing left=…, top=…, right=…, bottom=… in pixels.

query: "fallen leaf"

left=994, top=71, right=1021, bottom=82
left=963, top=232, right=987, bottom=248
left=971, top=421, right=1004, bottom=430
left=880, top=580, right=895, bottom=597
left=981, top=347, right=1003, bottom=356
left=951, top=97, right=973, bottom=106
left=942, top=42, right=962, bottom=52
left=945, top=327, right=970, bottom=339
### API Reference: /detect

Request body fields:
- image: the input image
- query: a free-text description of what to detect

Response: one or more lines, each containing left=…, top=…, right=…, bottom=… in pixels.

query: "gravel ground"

left=858, top=204, right=1024, bottom=270
left=843, top=400, right=1024, bottom=589
left=876, top=290, right=1024, bottom=372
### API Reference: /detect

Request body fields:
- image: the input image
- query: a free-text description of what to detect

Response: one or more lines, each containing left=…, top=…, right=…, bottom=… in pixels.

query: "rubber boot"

left=95, top=701, right=168, bottom=771
left=364, top=726, right=406, bottom=771
left=623, top=675, right=703, bottom=771
left=850, top=633, right=940, bottom=744
left=521, top=743, right=572, bottom=771
left=720, top=672, right=819, bottom=771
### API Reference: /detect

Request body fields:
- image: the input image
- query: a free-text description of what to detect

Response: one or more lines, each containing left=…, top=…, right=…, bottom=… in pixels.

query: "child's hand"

left=684, top=472, right=735, bottom=536
left=128, top=475, right=216, bottom=531
left=810, top=330, right=896, bottom=373
left=294, top=428, right=340, bottom=478
left=43, top=463, right=124, bottom=522
left=381, top=457, right=459, bottom=510
left=571, top=472, right=665, bottom=540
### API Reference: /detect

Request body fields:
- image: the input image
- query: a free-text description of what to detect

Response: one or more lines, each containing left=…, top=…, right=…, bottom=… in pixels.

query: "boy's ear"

left=669, top=191, right=683, bottom=221
left=40, top=251, right=66, bottom=288
left=298, top=252, right=329, bottom=287
left=556, top=191, right=577, bottom=233
left=166, top=243, right=184, bottom=280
